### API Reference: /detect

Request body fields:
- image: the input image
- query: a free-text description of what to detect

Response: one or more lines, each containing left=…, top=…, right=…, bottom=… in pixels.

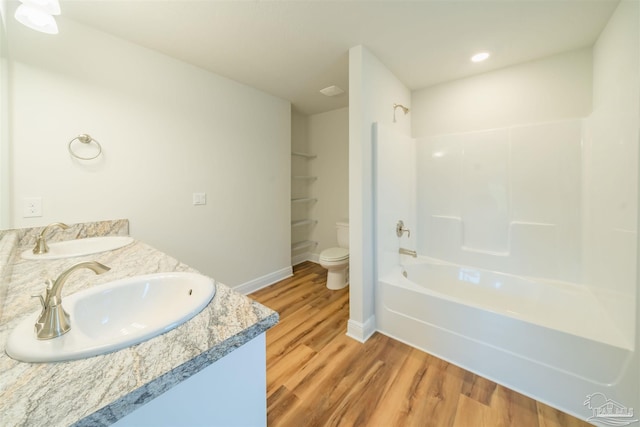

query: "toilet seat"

left=320, top=247, right=349, bottom=262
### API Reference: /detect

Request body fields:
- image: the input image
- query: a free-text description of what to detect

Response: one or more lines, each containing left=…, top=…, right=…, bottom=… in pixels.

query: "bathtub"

left=376, top=256, right=634, bottom=420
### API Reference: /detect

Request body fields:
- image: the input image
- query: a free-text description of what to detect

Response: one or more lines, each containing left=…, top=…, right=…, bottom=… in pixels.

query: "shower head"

left=393, top=103, right=410, bottom=122
left=394, top=103, right=410, bottom=114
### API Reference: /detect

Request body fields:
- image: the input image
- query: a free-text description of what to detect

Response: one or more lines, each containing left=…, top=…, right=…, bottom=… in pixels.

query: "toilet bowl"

left=319, top=221, right=349, bottom=290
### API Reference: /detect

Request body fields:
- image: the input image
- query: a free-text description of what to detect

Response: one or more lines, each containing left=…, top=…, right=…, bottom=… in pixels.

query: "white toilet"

left=319, top=221, right=349, bottom=290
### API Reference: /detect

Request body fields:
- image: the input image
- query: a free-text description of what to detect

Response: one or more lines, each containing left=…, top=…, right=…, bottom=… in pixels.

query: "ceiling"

left=40, top=1, right=621, bottom=115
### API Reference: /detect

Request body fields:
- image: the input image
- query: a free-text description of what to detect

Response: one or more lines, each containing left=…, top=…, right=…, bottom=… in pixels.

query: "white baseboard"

left=291, top=252, right=310, bottom=266
left=346, top=316, right=376, bottom=343
left=291, top=252, right=320, bottom=266
left=235, top=266, right=293, bottom=295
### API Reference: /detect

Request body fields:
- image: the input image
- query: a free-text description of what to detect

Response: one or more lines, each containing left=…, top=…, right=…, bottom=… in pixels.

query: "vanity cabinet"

left=0, top=220, right=277, bottom=427
left=113, top=333, right=266, bottom=427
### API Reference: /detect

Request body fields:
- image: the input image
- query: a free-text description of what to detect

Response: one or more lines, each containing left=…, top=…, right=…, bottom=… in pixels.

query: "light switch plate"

left=192, top=193, right=206, bottom=206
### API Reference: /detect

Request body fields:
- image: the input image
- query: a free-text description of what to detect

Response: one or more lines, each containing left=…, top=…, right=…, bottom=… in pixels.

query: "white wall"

left=0, top=11, right=8, bottom=229
left=374, top=124, right=416, bottom=277
left=584, top=0, right=638, bottom=317
left=412, top=48, right=592, bottom=137
left=308, top=107, right=349, bottom=258
left=583, top=0, right=639, bottom=407
left=7, top=17, right=292, bottom=289
left=348, top=45, right=411, bottom=341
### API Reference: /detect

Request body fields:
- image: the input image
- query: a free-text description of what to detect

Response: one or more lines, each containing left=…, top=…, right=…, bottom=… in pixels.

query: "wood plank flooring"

left=250, top=261, right=591, bottom=427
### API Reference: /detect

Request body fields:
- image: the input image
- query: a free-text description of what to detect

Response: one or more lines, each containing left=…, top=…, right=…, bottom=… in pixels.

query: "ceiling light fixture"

left=471, top=52, right=490, bottom=63
left=23, top=0, right=60, bottom=15
left=14, top=0, right=61, bottom=35
left=319, top=85, right=344, bottom=97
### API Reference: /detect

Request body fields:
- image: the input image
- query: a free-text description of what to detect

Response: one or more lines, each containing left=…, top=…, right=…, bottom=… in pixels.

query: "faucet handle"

left=31, top=279, right=53, bottom=310
left=31, top=282, right=49, bottom=320
left=396, top=220, right=411, bottom=238
left=31, top=294, right=45, bottom=309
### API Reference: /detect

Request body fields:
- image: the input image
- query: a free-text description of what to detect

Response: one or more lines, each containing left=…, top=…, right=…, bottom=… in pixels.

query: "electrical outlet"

left=23, top=197, right=42, bottom=218
left=192, top=193, right=206, bottom=206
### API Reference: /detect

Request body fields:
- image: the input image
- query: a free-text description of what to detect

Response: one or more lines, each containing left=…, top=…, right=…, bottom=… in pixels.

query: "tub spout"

left=399, top=248, right=417, bottom=258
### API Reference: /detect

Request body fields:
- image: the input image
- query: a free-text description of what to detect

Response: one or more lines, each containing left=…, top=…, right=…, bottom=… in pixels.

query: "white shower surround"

left=373, top=116, right=637, bottom=418
left=417, top=119, right=583, bottom=284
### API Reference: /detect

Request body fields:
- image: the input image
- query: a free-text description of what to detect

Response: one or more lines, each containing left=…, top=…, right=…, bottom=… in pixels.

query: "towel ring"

left=68, top=134, right=102, bottom=160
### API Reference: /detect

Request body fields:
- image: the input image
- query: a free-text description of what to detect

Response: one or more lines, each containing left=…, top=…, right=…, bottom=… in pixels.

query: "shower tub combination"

left=376, top=255, right=633, bottom=419
left=372, top=117, right=637, bottom=419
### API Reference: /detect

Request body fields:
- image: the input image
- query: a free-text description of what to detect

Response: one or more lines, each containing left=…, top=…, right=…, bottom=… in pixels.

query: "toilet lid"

left=320, top=247, right=349, bottom=261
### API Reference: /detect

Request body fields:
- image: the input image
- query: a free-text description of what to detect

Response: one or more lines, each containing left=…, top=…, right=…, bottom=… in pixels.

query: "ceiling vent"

left=319, top=85, right=345, bottom=97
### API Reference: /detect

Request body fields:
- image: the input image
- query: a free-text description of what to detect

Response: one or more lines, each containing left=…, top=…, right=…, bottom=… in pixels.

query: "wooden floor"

left=250, top=261, right=591, bottom=427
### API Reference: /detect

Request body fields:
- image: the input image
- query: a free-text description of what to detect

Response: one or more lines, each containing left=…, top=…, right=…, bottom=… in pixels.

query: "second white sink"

left=21, top=236, right=134, bottom=260
left=5, top=272, right=216, bottom=362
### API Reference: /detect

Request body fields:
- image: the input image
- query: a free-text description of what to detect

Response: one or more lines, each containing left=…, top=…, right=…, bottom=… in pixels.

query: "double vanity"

left=0, top=220, right=278, bottom=426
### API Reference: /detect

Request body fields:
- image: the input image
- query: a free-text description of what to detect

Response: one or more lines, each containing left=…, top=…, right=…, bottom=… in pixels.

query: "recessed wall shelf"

left=291, top=152, right=317, bottom=159
left=290, top=146, right=317, bottom=264
left=291, top=240, right=318, bottom=251
left=292, top=219, right=317, bottom=228
left=291, top=198, right=317, bottom=204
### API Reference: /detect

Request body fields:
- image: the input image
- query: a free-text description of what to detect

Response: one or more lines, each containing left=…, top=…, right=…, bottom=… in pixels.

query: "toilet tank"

left=336, top=221, right=349, bottom=248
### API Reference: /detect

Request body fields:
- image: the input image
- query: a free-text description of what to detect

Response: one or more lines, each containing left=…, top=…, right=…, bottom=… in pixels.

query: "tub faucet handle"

left=396, top=220, right=410, bottom=238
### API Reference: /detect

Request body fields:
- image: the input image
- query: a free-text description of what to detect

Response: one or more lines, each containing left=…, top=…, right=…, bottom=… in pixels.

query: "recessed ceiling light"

left=471, top=52, right=490, bottom=63
left=319, top=85, right=344, bottom=97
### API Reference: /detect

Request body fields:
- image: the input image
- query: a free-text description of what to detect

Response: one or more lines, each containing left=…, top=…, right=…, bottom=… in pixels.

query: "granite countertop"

left=0, top=222, right=278, bottom=427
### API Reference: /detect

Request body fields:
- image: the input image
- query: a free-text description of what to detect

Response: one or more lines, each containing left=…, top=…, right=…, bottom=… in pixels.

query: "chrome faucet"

left=33, top=261, right=110, bottom=340
left=399, top=248, right=417, bottom=258
left=32, top=222, right=70, bottom=254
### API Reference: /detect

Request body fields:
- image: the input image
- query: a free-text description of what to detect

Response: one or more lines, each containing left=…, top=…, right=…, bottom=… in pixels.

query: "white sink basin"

left=21, top=236, right=134, bottom=260
left=6, top=272, right=216, bottom=362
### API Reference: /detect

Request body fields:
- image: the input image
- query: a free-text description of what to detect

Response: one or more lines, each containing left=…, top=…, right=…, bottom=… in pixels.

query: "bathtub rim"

left=380, top=254, right=633, bottom=351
